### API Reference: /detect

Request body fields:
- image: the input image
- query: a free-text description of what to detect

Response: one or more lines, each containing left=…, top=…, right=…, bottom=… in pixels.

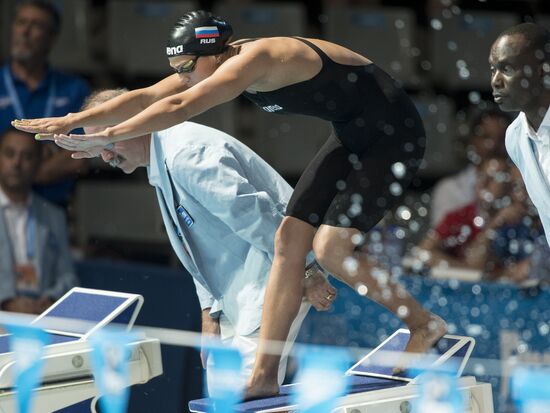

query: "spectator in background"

left=417, top=157, right=510, bottom=271
left=0, top=128, right=77, bottom=314
left=417, top=158, right=548, bottom=284
left=430, top=109, right=510, bottom=227
left=0, top=0, right=90, bottom=207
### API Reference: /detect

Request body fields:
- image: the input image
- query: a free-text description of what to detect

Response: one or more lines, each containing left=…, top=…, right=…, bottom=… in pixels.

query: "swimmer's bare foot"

left=244, top=373, right=280, bottom=401
left=392, top=315, right=448, bottom=375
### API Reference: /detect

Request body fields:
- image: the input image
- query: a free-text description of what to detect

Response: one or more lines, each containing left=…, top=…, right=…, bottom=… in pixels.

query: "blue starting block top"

left=32, top=287, right=143, bottom=338
left=189, top=329, right=475, bottom=413
left=189, top=375, right=407, bottom=413
left=0, top=288, right=144, bottom=354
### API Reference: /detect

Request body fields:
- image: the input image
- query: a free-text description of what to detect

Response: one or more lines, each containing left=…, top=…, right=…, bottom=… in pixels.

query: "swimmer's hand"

left=12, top=115, right=75, bottom=140
left=53, top=131, right=111, bottom=152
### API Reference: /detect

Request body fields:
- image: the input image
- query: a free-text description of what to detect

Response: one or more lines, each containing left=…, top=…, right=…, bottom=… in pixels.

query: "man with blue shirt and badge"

left=490, top=23, right=550, bottom=246
left=0, top=1, right=90, bottom=206
left=77, top=89, right=336, bottom=392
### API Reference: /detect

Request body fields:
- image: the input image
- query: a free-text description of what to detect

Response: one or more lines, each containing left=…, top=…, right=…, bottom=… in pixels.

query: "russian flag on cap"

left=195, top=26, right=220, bottom=39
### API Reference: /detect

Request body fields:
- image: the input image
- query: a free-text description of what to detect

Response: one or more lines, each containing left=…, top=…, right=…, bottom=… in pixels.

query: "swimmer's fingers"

left=53, top=133, right=110, bottom=150
left=53, top=134, right=79, bottom=150
left=12, top=117, right=72, bottom=136
left=35, top=133, right=56, bottom=141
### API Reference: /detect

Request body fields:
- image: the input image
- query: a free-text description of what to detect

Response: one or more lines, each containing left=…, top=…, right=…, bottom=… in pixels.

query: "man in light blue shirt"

left=78, top=89, right=334, bottom=392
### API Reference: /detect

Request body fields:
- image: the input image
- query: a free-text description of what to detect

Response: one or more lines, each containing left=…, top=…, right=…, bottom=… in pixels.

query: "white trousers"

left=206, top=299, right=311, bottom=394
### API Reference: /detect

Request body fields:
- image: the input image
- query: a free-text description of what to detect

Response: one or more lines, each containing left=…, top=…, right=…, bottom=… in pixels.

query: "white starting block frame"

left=331, top=375, right=493, bottom=413
left=335, top=329, right=492, bottom=413
left=0, top=288, right=162, bottom=413
left=347, top=329, right=475, bottom=381
left=189, top=329, right=494, bottom=413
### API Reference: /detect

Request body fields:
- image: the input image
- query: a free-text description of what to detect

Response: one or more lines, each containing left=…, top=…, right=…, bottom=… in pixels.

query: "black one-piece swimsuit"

left=242, top=38, right=426, bottom=233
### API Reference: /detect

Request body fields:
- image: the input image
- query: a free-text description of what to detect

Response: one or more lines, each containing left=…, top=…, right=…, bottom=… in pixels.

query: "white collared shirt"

left=523, top=106, right=550, bottom=189
left=0, top=186, right=31, bottom=264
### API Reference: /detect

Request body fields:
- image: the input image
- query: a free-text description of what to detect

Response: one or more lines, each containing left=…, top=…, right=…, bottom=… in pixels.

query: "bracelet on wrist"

left=305, top=260, right=321, bottom=278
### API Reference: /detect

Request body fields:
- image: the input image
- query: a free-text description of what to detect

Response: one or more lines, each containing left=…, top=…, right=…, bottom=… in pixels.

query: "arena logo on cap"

left=166, top=45, right=185, bottom=56
left=195, top=26, right=220, bottom=39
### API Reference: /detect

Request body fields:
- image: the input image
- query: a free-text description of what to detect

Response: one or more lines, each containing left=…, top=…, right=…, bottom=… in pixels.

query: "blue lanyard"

left=3, top=65, right=56, bottom=119
left=26, top=209, right=35, bottom=260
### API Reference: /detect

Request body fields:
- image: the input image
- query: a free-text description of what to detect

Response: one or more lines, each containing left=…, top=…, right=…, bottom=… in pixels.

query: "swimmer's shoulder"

left=230, top=37, right=299, bottom=54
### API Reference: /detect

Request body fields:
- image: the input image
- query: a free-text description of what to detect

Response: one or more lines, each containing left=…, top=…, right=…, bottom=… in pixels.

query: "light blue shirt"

left=148, top=122, right=293, bottom=335
left=506, top=110, right=550, bottom=247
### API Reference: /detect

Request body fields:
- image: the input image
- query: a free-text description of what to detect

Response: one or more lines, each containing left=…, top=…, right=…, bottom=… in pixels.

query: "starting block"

left=0, top=287, right=163, bottom=413
left=189, top=329, right=494, bottom=413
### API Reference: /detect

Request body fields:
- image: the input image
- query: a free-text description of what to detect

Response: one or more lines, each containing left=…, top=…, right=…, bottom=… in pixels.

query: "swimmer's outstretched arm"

left=12, top=74, right=186, bottom=138
left=53, top=50, right=270, bottom=150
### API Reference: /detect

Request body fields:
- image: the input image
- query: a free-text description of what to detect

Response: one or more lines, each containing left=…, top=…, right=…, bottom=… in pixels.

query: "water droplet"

left=397, top=305, right=409, bottom=318
left=474, top=364, right=486, bottom=375
left=468, top=91, right=481, bottom=104
left=336, top=180, right=346, bottom=191
left=431, top=19, right=443, bottom=30
left=397, top=206, right=412, bottom=221
left=348, top=203, right=362, bottom=217
left=348, top=154, right=359, bottom=164
left=391, top=162, right=406, bottom=179
left=447, top=41, right=457, bottom=51
left=351, top=193, right=363, bottom=204
left=357, top=284, right=368, bottom=296
left=390, top=182, right=402, bottom=196
left=308, top=213, right=319, bottom=224
left=459, top=67, right=471, bottom=79
left=338, top=214, right=351, bottom=227
left=347, top=72, right=358, bottom=83
left=351, top=233, right=364, bottom=245
left=473, top=216, right=484, bottom=227
left=343, top=256, right=359, bottom=276
left=420, top=60, right=432, bottom=71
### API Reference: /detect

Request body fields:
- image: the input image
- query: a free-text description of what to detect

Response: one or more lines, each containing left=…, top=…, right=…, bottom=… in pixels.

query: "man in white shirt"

left=490, top=22, right=550, bottom=245
left=0, top=128, right=77, bottom=313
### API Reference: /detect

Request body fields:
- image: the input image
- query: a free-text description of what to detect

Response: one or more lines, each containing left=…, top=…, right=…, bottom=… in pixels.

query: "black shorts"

left=286, top=66, right=426, bottom=233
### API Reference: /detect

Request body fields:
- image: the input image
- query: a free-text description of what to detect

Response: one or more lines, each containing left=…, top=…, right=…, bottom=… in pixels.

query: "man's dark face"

left=10, top=5, right=57, bottom=63
left=489, top=34, right=544, bottom=112
left=0, top=131, right=41, bottom=194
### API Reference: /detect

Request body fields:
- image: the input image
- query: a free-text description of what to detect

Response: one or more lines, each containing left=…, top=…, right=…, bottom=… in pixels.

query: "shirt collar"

left=8, top=62, right=53, bottom=93
left=0, top=186, right=32, bottom=209
left=524, top=105, right=550, bottom=145
left=0, top=186, right=9, bottom=208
